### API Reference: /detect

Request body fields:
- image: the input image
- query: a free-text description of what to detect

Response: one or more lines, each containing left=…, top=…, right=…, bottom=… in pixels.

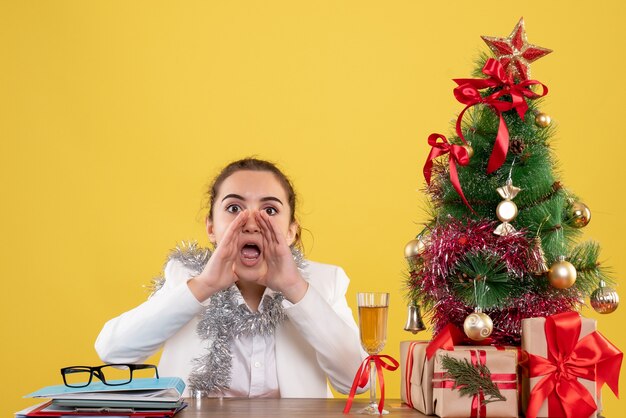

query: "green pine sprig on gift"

left=440, top=354, right=507, bottom=405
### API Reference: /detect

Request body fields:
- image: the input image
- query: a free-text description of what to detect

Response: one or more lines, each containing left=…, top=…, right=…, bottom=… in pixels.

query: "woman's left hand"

left=255, top=211, right=308, bottom=303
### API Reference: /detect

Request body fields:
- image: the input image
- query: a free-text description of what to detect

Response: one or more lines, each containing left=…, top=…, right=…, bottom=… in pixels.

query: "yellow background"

left=1, top=1, right=625, bottom=416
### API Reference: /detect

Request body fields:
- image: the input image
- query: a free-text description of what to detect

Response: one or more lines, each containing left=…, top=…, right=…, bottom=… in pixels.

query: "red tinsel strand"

left=407, top=217, right=580, bottom=344
left=430, top=293, right=579, bottom=345
left=413, top=218, right=536, bottom=301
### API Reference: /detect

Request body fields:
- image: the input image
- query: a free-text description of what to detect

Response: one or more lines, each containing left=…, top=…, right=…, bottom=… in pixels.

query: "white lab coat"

left=95, top=259, right=366, bottom=397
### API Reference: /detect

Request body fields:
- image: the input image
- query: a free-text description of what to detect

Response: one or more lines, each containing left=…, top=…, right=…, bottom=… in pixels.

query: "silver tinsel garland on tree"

left=147, top=241, right=307, bottom=396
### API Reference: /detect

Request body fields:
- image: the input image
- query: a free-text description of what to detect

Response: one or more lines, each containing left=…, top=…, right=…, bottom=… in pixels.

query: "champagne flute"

left=357, top=292, right=390, bottom=415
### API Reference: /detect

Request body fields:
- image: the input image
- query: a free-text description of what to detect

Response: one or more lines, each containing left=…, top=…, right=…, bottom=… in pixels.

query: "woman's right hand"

left=187, top=210, right=249, bottom=302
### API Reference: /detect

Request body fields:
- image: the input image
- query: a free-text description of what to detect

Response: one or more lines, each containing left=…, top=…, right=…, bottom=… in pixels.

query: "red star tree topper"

left=481, top=17, right=552, bottom=81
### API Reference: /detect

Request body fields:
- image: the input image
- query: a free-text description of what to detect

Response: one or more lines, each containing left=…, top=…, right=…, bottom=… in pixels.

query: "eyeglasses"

left=60, top=364, right=159, bottom=388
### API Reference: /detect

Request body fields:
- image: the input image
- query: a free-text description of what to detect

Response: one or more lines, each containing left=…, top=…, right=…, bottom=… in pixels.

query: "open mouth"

left=240, top=243, right=262, bottom=267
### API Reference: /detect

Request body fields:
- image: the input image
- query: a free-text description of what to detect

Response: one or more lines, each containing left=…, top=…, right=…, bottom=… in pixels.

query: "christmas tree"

left=405, top=18, right=619, bottom=345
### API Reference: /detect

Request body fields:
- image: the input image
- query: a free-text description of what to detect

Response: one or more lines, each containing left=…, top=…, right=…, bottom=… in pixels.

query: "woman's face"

left=207, top=170, right=298, bottom=281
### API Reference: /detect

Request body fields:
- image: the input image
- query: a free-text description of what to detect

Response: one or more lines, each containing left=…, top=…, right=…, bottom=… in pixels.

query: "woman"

left=95, top=158, right=366, bottom=398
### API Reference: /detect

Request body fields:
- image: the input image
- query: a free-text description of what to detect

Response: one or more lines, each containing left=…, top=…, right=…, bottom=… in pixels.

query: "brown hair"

left=206, top=158, right=302, bottom=249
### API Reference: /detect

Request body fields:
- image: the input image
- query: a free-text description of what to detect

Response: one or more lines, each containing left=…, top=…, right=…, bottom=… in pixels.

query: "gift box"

left=400, top=341, right=435, bottom=415
left=521, top=312, right=622, bottom=418
left=433, top=347, right=519, bottom=418
left=521, top=314, right=596, bottom=418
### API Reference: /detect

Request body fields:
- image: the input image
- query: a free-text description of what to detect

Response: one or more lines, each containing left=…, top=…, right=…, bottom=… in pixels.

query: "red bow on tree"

left=453, top=58, right=548, bottom=174
left=526, top=312, right=623, bottom=418
left=423, top=133, right=475, bottom=214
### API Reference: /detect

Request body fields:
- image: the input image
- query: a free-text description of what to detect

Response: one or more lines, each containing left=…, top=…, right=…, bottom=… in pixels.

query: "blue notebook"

left=25, top=377, right=185, bottom=402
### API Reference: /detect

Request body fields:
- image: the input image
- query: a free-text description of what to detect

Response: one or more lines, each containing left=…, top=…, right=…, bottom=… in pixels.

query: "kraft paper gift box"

left=433, top=348, right=519, bottom=418
left=521, top=314, right=600, bottom=418
left=400, top=341, right=435, bottom=415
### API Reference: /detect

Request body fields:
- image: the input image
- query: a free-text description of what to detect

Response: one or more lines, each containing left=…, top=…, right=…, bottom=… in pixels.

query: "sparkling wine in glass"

left=357, top=292, right=390, bottom=415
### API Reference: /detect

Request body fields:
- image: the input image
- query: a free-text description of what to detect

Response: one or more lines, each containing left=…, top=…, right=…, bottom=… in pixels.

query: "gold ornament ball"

left=404, top=238, right=426, bottom=258
left=463, top=312, right=494, bottom=341
left=535, top=113, right=551, bottom=128
left=590, top=285, right=619, bottom=314
left=569, top=201, right=591, bottom=228
left=496, top=200, right=518, bottom=223
left=463, top=144, right=474, bottom=159
left=548, top=259, right=577, bottom=289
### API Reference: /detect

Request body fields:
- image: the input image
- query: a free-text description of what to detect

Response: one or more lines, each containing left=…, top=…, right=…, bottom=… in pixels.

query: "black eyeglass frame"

left=60, top=363, right=159, bottom=388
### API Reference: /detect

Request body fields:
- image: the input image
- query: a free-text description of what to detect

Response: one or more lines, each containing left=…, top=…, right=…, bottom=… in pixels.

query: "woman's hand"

left=187, top=210, right=249, bottom=302
left=254, top=211, right=308, bottom=303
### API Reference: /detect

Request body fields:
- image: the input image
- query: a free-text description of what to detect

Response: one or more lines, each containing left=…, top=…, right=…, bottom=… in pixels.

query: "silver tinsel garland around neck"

left=148, top=241, right=307, bottom=396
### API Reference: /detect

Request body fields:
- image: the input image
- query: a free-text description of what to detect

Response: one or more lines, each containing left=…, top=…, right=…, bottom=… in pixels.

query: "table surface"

left=177, top=398, right=428, bottom=417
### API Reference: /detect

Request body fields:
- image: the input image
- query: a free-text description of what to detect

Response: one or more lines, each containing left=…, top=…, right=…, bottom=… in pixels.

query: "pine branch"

left=452, top=251, right=513, bottom=309
left=569, top=241, right=614, bottom=295
left=440, top=355, right=507, bottom=405
left=471, top=52, right=490, bottom=78
left=517, top=192, right=582, bottom=261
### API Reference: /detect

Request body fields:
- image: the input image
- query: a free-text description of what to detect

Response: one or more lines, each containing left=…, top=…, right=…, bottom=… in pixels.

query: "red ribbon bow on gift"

left=525, top=311, right=623, bottom=418
left=343, top=354, right=399, bottom=415
left=453, top=58, right=548, bottom=174
left=423, top=133, right=475, bottom=214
